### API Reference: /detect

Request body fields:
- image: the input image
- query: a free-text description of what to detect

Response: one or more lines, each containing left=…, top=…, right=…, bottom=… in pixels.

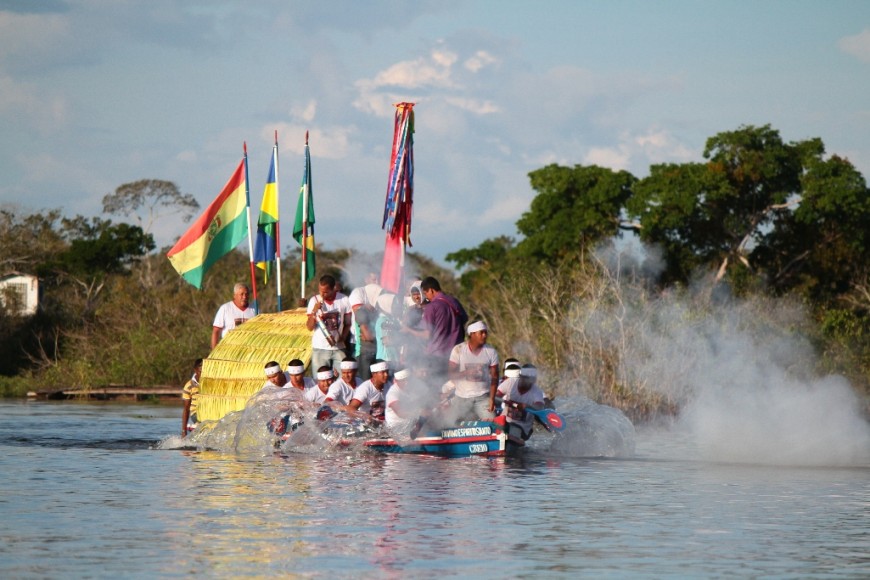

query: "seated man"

left=385, top=368, right=417, bottom=438
left=261, top=360, right=290, bottom=389
left=348, top=359, right=391, bottom=421
left=496, top=363, right=546, bottom=440
left=286, top=359, right=315, bottom=393
left=304, top=366, right=335, bottom=405
left=323, top=367, right=355, bottom=406
left=339, top=357, right=363, bottom=389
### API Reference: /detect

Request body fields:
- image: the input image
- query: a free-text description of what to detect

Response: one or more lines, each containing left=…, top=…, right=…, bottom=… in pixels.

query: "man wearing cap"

left=262, top=360, right=290, bottom=389
left=447, top=320, right=500, bottom=422
left=286, top=359, right=315, bottom=392
left=348, top=359, right=391, bottom=421
left=211, top=283, right=256, bottom=349
left=306, top=274, right=352, bottom=378
left=497, top=363, right=546, bottom=440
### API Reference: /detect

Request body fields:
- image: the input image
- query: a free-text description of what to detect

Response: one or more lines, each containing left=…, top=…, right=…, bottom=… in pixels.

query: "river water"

left=0, top=399, right=867, bottom=579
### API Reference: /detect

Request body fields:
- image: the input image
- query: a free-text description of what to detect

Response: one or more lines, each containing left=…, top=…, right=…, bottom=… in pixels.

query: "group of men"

left=192, top=275, right=547, bottom=440
left=256, top=350, right=547, bottom=442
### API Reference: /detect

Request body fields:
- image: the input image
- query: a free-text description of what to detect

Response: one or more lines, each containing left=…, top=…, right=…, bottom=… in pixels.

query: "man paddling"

left=496, top=363, right=546, bottom=441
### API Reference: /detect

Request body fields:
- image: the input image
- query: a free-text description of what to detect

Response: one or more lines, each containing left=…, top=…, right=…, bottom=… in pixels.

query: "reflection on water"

left=0, top=401, right=867, bottom=578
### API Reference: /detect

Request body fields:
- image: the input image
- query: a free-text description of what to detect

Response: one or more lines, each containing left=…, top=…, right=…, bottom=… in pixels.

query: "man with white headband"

left=262, top=360, right=290, bottom=389
left=339, top=357, right=362, bottom=388
left=285, top=358, right=315, bottom=392
left=304, top=365, right=336, bottom=405
left=348, top=359, right=390, bottom=421
left=447, top=320, right=500, bottom=422
left=497, top=363, right=545, bottom=440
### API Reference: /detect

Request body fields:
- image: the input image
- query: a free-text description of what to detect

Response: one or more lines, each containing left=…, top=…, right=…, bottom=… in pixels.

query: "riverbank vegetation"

left=2, top=125, right=869, bottom=421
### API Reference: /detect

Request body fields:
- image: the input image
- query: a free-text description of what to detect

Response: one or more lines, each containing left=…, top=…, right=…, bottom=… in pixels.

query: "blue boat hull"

left=364, top=422, right=521, bottom=457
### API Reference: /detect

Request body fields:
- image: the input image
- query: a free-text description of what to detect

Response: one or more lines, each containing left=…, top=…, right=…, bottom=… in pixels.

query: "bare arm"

left=210, top=327, right=222, bottom=349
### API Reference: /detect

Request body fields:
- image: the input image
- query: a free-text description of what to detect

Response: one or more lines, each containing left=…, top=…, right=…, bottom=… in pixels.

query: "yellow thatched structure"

left=197, top=308, right=312, bottom=422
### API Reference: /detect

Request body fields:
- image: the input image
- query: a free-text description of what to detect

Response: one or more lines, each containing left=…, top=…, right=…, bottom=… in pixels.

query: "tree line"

left=2, top=125, right=868, bottom=420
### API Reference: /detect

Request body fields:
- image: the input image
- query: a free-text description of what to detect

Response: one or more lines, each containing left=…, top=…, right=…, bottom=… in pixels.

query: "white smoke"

left=588, top=246, right=870, bottom=467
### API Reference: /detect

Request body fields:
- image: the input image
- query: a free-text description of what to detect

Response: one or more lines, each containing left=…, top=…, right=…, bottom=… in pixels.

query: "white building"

left=0, top=274, right=39, bottom=316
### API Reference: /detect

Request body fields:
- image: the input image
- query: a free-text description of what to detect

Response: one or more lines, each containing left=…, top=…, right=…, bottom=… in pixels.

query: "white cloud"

left=263, top=123, right=356, bottom=160
left=443, top=96, right=500, bottom=114
left=464, top=50, right=497, bottom=73
left=838, top=28, right=870, bottom=63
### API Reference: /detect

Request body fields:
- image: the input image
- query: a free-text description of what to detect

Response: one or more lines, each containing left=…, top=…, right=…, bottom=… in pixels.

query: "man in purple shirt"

left=408, top=276, right=468, bottom=381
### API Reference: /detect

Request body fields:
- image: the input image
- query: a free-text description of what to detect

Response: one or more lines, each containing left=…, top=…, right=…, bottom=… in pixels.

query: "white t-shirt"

left=498, top=381, right=545, bottom=434
left=449, top=342, right=499, bottom=399
left=385, top=382, right=414, bottom=438
left=213, top=301, right=256, bottom=338
left=324, top=379, right=355, bottom=405
left=303, top=386, right=328, bottom=405
left=307, top=293, right=352, bottom=350
left=288, top=376, right=316, bottom=392
left=352, top=380, right=389, bottom=419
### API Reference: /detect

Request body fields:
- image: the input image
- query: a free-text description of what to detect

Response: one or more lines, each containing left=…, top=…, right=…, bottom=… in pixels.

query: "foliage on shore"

left=2, top=124, right=869, bottom=423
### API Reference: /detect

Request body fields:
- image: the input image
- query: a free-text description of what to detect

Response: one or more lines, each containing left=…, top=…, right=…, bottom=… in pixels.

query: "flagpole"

left=274, top=130, right=283, bottom=312
left=300, top=130, right=309, bottom=301
left=243, top=142, right=259, bottom=314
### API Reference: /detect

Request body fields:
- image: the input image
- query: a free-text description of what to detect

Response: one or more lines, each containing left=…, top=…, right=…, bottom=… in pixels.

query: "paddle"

left=525, top=407, right=567, bottom=432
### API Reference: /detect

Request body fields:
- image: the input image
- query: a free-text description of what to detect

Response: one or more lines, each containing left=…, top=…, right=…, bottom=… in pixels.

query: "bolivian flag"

left=167, top=160, right=248, bottom=289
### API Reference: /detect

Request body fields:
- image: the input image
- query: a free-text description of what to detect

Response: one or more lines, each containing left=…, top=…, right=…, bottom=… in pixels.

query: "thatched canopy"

left=197, top=308, right=312, bottom=421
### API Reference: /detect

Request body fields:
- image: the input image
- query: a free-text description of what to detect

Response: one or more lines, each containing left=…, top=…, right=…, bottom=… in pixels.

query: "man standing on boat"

left=348, top=273, right=382, bottom=381
left=211, top=283, right=256, bottom=349
left=306, top=274, right=352, bottom=376
left=447, top=321, right=500, bottom=422
left=405, top=277, right=468, bottom=381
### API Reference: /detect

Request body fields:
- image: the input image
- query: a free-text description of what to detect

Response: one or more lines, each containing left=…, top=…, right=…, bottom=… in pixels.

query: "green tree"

left=516, top=164, right=636, bottom=261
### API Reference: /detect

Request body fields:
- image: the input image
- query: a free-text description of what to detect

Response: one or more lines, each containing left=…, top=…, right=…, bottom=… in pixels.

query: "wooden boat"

left=364, top=420, right=523, bottom=457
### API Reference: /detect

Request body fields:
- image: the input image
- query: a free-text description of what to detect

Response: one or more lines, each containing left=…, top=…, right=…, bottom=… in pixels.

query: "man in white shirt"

left=497, top=364, right=546, bottom=440
left=306, top=274, right=352, bottom=377
left=349, top=359, right=391, bottom=421
left=285, top=359, right=315, bottom=393
left=211, top=283, right=256, bottom=349
left=447, top=321, right=499, bottom=422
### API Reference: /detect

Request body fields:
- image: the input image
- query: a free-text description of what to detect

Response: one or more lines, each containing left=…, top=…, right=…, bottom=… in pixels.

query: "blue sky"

left=1, top=0, right=869, bottom=269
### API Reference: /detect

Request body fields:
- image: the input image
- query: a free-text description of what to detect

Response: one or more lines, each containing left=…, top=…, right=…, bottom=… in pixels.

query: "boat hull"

left=364, top=422, right=520, bottom=457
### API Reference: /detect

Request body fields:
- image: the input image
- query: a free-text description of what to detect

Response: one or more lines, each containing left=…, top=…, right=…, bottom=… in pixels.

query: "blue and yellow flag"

left=253, top=147, right=279, bottom=282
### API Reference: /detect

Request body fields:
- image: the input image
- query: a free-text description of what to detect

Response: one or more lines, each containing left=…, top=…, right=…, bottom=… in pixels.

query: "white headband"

left=467, top=321, right=487, bottom=334
left=370, top=361, right=388, bottom=373
left=394, top=369, right=410, bottom=380
left=520, top=367, right=537, bottom=378
left=316, top=370, right=334, bottom=381
left=340, top=360, right=359, bottom=370
left=264, top=364, right=282, bottom=377
left=505, top=368, right=521, bottom=378
left=287, top=364, right=305, bottom=375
